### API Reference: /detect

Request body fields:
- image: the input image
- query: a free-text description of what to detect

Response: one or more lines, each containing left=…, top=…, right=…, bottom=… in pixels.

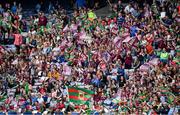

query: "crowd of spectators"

left=0, top=0, right=179, bottom=114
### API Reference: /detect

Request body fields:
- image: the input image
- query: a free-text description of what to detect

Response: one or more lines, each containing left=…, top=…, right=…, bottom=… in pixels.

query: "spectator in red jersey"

left=38, top=12, right=47, bottom=27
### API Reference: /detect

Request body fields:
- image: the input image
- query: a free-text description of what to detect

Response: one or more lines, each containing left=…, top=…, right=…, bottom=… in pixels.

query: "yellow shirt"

left=88, top=11, right=96, bottom=21
left=160, top=52, right=169, bottom=59
left=52, top=71, right=60, bottom=79
left=47, top=71, right=52, bottom=78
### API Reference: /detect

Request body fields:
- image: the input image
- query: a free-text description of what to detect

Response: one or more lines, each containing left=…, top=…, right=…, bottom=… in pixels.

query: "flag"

left=137, top=93, right=149, bottom=102
left=25, top=82, right=29, bottom=95
left=63, top=25, right=69, bottom=32
left=122, top=36, right=131, bottom=43
left=139, top=64, right=150, bottom=71
left=165, top=92, right=175, bottom=104
left=102, top=52, right=110, bottom=62
left=0, top=95, right=7, bottom=102
left=67, top=86, right=94, bottom=105
left=113, top=36, right=122, bottom=48
left=148, top=58, right=159, bottom=66
left=159, top=86, right=176, bottom=104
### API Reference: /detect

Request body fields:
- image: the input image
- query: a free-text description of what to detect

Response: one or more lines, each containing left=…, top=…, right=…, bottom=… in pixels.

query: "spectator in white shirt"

left=37, top=94, right=44, bottom=104
left=124, top=4, right=131, bottom=13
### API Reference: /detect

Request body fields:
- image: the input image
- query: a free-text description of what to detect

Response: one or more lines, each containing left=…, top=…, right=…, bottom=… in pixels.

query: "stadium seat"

left=71, top=112, right=80, bottom=115
left=35, top=112, right=42, bottom=115
left=0, top=112, right=5, bottom=115
left=7, top=111, right=17, bottom=115
left=90, top=112, right=100, bottom=115
left=54, top=112, right=64, bottom=115
left=23, top=111, right=32, bottom=115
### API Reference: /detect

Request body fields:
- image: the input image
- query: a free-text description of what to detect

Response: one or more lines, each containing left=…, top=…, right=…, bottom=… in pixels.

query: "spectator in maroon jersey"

left=38, top=12, right=47, bottom=27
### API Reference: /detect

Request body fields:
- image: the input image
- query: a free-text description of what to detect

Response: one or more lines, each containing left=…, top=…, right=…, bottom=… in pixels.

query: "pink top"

left=14, top=34, right=23, bottom=46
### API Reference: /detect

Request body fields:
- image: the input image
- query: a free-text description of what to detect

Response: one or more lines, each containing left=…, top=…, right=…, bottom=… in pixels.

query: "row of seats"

left=0, top=111, right=101, bottom=115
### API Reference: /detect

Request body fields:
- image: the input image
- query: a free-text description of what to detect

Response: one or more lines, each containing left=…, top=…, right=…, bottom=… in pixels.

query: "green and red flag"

left=160, top=86, right=176, bottom=104
left=67, top=86, right=94, bottom=105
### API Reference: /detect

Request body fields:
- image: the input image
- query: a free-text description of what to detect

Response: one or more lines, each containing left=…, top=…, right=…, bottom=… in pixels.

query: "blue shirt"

left=117, top=16, right=125, bottom=26
left=91, top=78, right=99, bottom=86
left=31, top=96, right=37, bottom=104
left=43, top=95, right=48, bottom=102
left=118, top=68, right=125, bottom=76
left=56, top=55, right=66, bottom=63
left=0, top=8, right=4, bottom=14
left=130, top=26, right=137, bottom=37
left=11, top=5, right=17, bottom=14
left=24, top=101, right=30, bottom=107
